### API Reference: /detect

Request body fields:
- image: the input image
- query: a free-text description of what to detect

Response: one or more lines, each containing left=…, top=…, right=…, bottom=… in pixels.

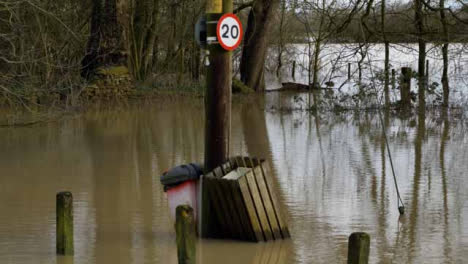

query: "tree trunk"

left=384, top=42, right=390, bottom=105
left=144, top=0, right=159, bottom=75
left=439, top=0, right=450, bottom=107
left=81, top=0, right=132, bottom=98
left=129, top=0, right=159, bottom=81
left=414, top=0, right=426, bottom=110
left=357, top=44, right=367, bottom=86
left=401, top=67, right=412, bottom=109
left=311, top=9, right=325, bottom=90
left=276, top=0, right=286, bottom=78
left=81, top=0, right=127, bottom=79
left=191, top=41, right=201, bottom=81
left=382, top=0, right=390, bottom=107
left=164, top=3, right=177, bottom=72
left=81, top=0, right=103, bottom=79
left=312, top=40, right=321, bottom=89
left=240, top=0, right=278, bottom=92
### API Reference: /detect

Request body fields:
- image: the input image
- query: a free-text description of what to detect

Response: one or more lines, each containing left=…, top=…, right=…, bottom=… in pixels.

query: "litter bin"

left=160, top=163, right=203, bottom=221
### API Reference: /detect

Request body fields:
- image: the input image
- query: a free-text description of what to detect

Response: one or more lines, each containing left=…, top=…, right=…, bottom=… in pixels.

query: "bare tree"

left=293, top=0, right=366, bottom=89
left=439, top=0, right=450, bottom=107
left=240, top=0, right=279, bottom=91
left=414, top=0, right=427, bottom=110
left=381, top=0, right=390, bottom=107
left=129, top=0, right=160, bottom=81
left=276, top=0, right=287, bottom=78
left=81, top=0, right=127, bottom=79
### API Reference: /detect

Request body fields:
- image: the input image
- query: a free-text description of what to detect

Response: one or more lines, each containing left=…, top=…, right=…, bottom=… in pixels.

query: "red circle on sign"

left=217, top=13, right=243, bottom=51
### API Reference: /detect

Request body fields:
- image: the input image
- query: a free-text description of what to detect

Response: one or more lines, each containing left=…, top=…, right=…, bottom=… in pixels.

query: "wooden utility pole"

left=204, top=0, right=233, bottom=172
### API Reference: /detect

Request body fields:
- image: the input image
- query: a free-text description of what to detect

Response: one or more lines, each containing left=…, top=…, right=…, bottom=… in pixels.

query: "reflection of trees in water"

left=376, top=109, right=391, bottom=262
left=440, top=110, right=451, bottom=261
left=265, top=106, right=467, bottom=262
left=84, top=111, right=136, bottom=264
left=407, top=109, right=425, bottom=263
left=241, top=95, right=271, bottom=158
left=83, top=106, right=202, bottom=263
left=139, top=103, right=205, bottom=262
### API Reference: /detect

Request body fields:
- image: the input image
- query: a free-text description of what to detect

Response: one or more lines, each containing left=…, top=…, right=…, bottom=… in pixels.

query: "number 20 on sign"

left=217, top=13, right=243, bottom=51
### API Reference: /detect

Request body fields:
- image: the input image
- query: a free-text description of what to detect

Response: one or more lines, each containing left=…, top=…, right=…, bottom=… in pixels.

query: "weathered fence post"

left=176, top=205, right=196, bottom=264
left=347, top=232, right=370, bottom=264
left=391, top=69, right=396, bottom=89
left=56, top=191, right=73, bottom=255
left=400, top=67, right=412, bottom=108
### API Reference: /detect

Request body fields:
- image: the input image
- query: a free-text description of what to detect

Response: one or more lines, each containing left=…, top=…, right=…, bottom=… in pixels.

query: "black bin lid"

left=160, top=163, right=203, bottom=186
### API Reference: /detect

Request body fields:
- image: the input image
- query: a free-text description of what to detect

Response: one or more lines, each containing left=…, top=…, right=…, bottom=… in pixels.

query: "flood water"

left=1, top=95, right=468, bottom=263
left=265, top=43, right=468, bottom=105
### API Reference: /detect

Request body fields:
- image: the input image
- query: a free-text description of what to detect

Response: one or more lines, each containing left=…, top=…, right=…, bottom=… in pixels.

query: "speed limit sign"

left=217, top=13, right=243, bottom=51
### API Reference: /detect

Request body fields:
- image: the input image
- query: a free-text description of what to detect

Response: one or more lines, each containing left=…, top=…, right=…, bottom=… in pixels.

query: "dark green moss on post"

left=56, top=191, right=73, bottom=255
left=347, top=232, right=370, bottom=264
left=176, top=205, right=196, bottom=264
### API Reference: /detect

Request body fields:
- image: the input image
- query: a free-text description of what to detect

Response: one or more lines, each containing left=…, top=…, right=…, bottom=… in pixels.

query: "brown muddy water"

left=0, top=94, right=467, bottom=263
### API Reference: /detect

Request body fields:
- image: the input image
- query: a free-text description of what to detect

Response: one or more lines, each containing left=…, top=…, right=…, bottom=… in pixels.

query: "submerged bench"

left=201, top=156, right=290, bottom=242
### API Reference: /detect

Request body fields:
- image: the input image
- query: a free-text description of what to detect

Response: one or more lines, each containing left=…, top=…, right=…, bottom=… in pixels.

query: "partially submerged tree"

left=414, top=0, right=427, bottom=110
left=439, top=0, right=450, bottom=107
left=294, top=0, right=366, bottom=89
left=381, top=0, right=390, bottom=107
left=240, top=0, right=279, bottom=91
left=129, top=0, right=160, bottom=81
left=81, top=0, right=133, bottom=98
left=276, top=0, right=288, bottom=78
left=81, top=0, right=128, bottom=79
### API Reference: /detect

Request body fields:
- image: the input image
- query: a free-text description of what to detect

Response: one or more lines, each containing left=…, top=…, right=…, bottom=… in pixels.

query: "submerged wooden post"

left=400, top=67, right=412, bottom=108
left=56, top=191, right=73, bottom=255
left=176, top=205, right=196, bottom=264
left=204, top=0, right=232, bottom=172
left=347, top=232, right=370, bottom=264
